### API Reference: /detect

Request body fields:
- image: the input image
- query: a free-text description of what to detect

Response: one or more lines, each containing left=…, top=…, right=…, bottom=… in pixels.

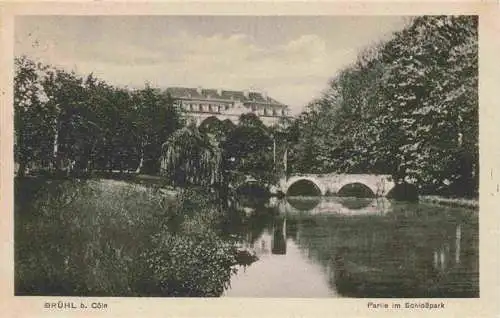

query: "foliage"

left=14, top=57, right=281, bottom=190
left=199, top=116, right=235, bottom=142
left=13, top=58, right=183, bottom=177
left=144, top=231, right=236, bottom=296
left=15, top=178, right=237, bottom=296
left=160, top=125, right=223, bottom=188
left=161, top=113, right=280, bottom=191
left=287, top=16, right=478, bottom=197
left=14, top=57, right=53, bottom=176
left=132, top=87, right=183, bottom=174
left=223, top=113, right=276, bottom=185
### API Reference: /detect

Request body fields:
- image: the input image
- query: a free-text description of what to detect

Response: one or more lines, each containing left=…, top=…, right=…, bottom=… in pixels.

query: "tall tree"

left=286, top=15, right=478, bottom=196
left=14, top=57, right=184, bottom=177
left=160, top=125, right=223, bottom=188
left=14, top=56, right=52, bottom=176
left=133, top=86, right=183, bottom=174
left=223, top=114, right=275, bottom=185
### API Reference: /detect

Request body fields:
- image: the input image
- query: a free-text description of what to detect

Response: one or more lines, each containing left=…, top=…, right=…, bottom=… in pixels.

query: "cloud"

left=140, top=32, right=348, bottom=113
left=15, top=18, right=405, bottom=115
left=68, top=32, right=339, bottom=114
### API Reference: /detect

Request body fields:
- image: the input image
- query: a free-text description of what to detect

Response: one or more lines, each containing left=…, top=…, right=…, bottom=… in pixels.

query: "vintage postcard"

left=1, top=1, right=499, bottom=317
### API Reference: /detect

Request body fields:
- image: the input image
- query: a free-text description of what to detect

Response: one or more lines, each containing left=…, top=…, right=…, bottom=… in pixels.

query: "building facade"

left=166, top=87, right=290, bottom=126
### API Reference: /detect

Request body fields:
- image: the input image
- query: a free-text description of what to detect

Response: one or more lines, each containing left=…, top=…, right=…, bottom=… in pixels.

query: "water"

left=224, top=196, right=479, bottom=298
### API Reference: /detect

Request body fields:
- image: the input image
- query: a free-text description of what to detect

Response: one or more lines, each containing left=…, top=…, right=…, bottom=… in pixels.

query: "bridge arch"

left=285, top=177, right=326, bottom=196
left=337, top=182, right=376, bottom=198
left=333, top=174, right=394, bottom=197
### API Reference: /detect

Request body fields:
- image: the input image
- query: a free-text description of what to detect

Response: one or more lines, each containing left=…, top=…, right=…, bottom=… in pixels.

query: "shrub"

left=143, top=231, right=237, bottom=297
left=15, top=178, right=238, bottom=296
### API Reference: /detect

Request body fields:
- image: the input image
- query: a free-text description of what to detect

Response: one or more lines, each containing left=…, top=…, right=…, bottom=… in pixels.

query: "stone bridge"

left=278, top=173, right=396, bottom=197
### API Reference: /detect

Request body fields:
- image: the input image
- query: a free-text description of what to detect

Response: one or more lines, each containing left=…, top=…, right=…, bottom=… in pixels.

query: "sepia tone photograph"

left=12, top=13, right=480, bottom=300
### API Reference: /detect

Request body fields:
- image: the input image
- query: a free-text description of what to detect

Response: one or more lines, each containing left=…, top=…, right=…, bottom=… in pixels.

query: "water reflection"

left=273, top=196, right=393, bottom=216
left=271, top=218, right=287, bottom=255
left=225, top=196, right=478, bottom=298
left=285, top=196, right=321, bottom=211
left=432, top=224, right=463, bottom=272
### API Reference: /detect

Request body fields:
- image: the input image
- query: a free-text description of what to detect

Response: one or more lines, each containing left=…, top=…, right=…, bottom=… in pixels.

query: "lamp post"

left=273, top=135, right=276, bottom=167
left=284, top=147, right=288, bottom=181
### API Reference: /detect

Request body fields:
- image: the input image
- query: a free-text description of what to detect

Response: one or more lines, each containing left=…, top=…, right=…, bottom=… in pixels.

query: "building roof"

left=165, top=87, right=287, bottom=107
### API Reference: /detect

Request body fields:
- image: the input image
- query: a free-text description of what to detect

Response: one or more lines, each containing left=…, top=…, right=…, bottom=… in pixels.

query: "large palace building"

left=166, top=86, right=290, bottom=126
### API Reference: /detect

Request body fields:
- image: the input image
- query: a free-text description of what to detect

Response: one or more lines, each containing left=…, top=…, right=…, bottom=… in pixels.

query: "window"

left=199, top=104, right=203, bottom=112
left=272, top=109, right=277, bottom=116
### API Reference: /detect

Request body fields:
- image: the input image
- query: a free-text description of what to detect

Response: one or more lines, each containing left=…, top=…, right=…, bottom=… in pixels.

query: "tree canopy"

left=15, top=16, right=478, bottom=198
left=285, top=16, right=478, bottom=197
left=14, top=57, right=183, bottom=177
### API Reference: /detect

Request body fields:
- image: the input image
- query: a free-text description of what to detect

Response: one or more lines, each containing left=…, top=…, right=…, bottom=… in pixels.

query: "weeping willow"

left=160, top=126, right=223, bottom=188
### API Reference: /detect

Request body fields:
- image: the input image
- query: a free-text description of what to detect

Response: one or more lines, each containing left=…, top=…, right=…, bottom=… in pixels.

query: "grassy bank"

left=420, top=195, right=478, bottom=209
left=15, top=178, right=238, bottom=297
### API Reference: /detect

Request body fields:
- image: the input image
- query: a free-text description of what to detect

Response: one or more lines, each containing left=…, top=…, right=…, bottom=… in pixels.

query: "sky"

left=15, top=16, right=411, bottom=115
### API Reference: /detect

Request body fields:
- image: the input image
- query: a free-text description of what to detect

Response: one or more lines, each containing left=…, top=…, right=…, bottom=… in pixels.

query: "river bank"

left=420, top=195, right=478, bottom=209
left=14, top=177, right=239, bottom=297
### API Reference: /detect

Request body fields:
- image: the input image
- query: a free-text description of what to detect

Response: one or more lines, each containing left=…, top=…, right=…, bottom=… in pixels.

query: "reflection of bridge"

left=278, top=174, right=396, bottom=197
left=238, top=197, right=393, bottom=258
left=270, top=197, right=393, bottom=216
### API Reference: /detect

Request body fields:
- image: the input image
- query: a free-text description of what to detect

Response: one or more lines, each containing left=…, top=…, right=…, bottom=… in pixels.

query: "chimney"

left=243, top=89, right=249, bottom=99
left=262, top=90, right=268, bottom=100
left=196, top=86, right=202, bottom=95
left=217, top=88, right=223, bottom=96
